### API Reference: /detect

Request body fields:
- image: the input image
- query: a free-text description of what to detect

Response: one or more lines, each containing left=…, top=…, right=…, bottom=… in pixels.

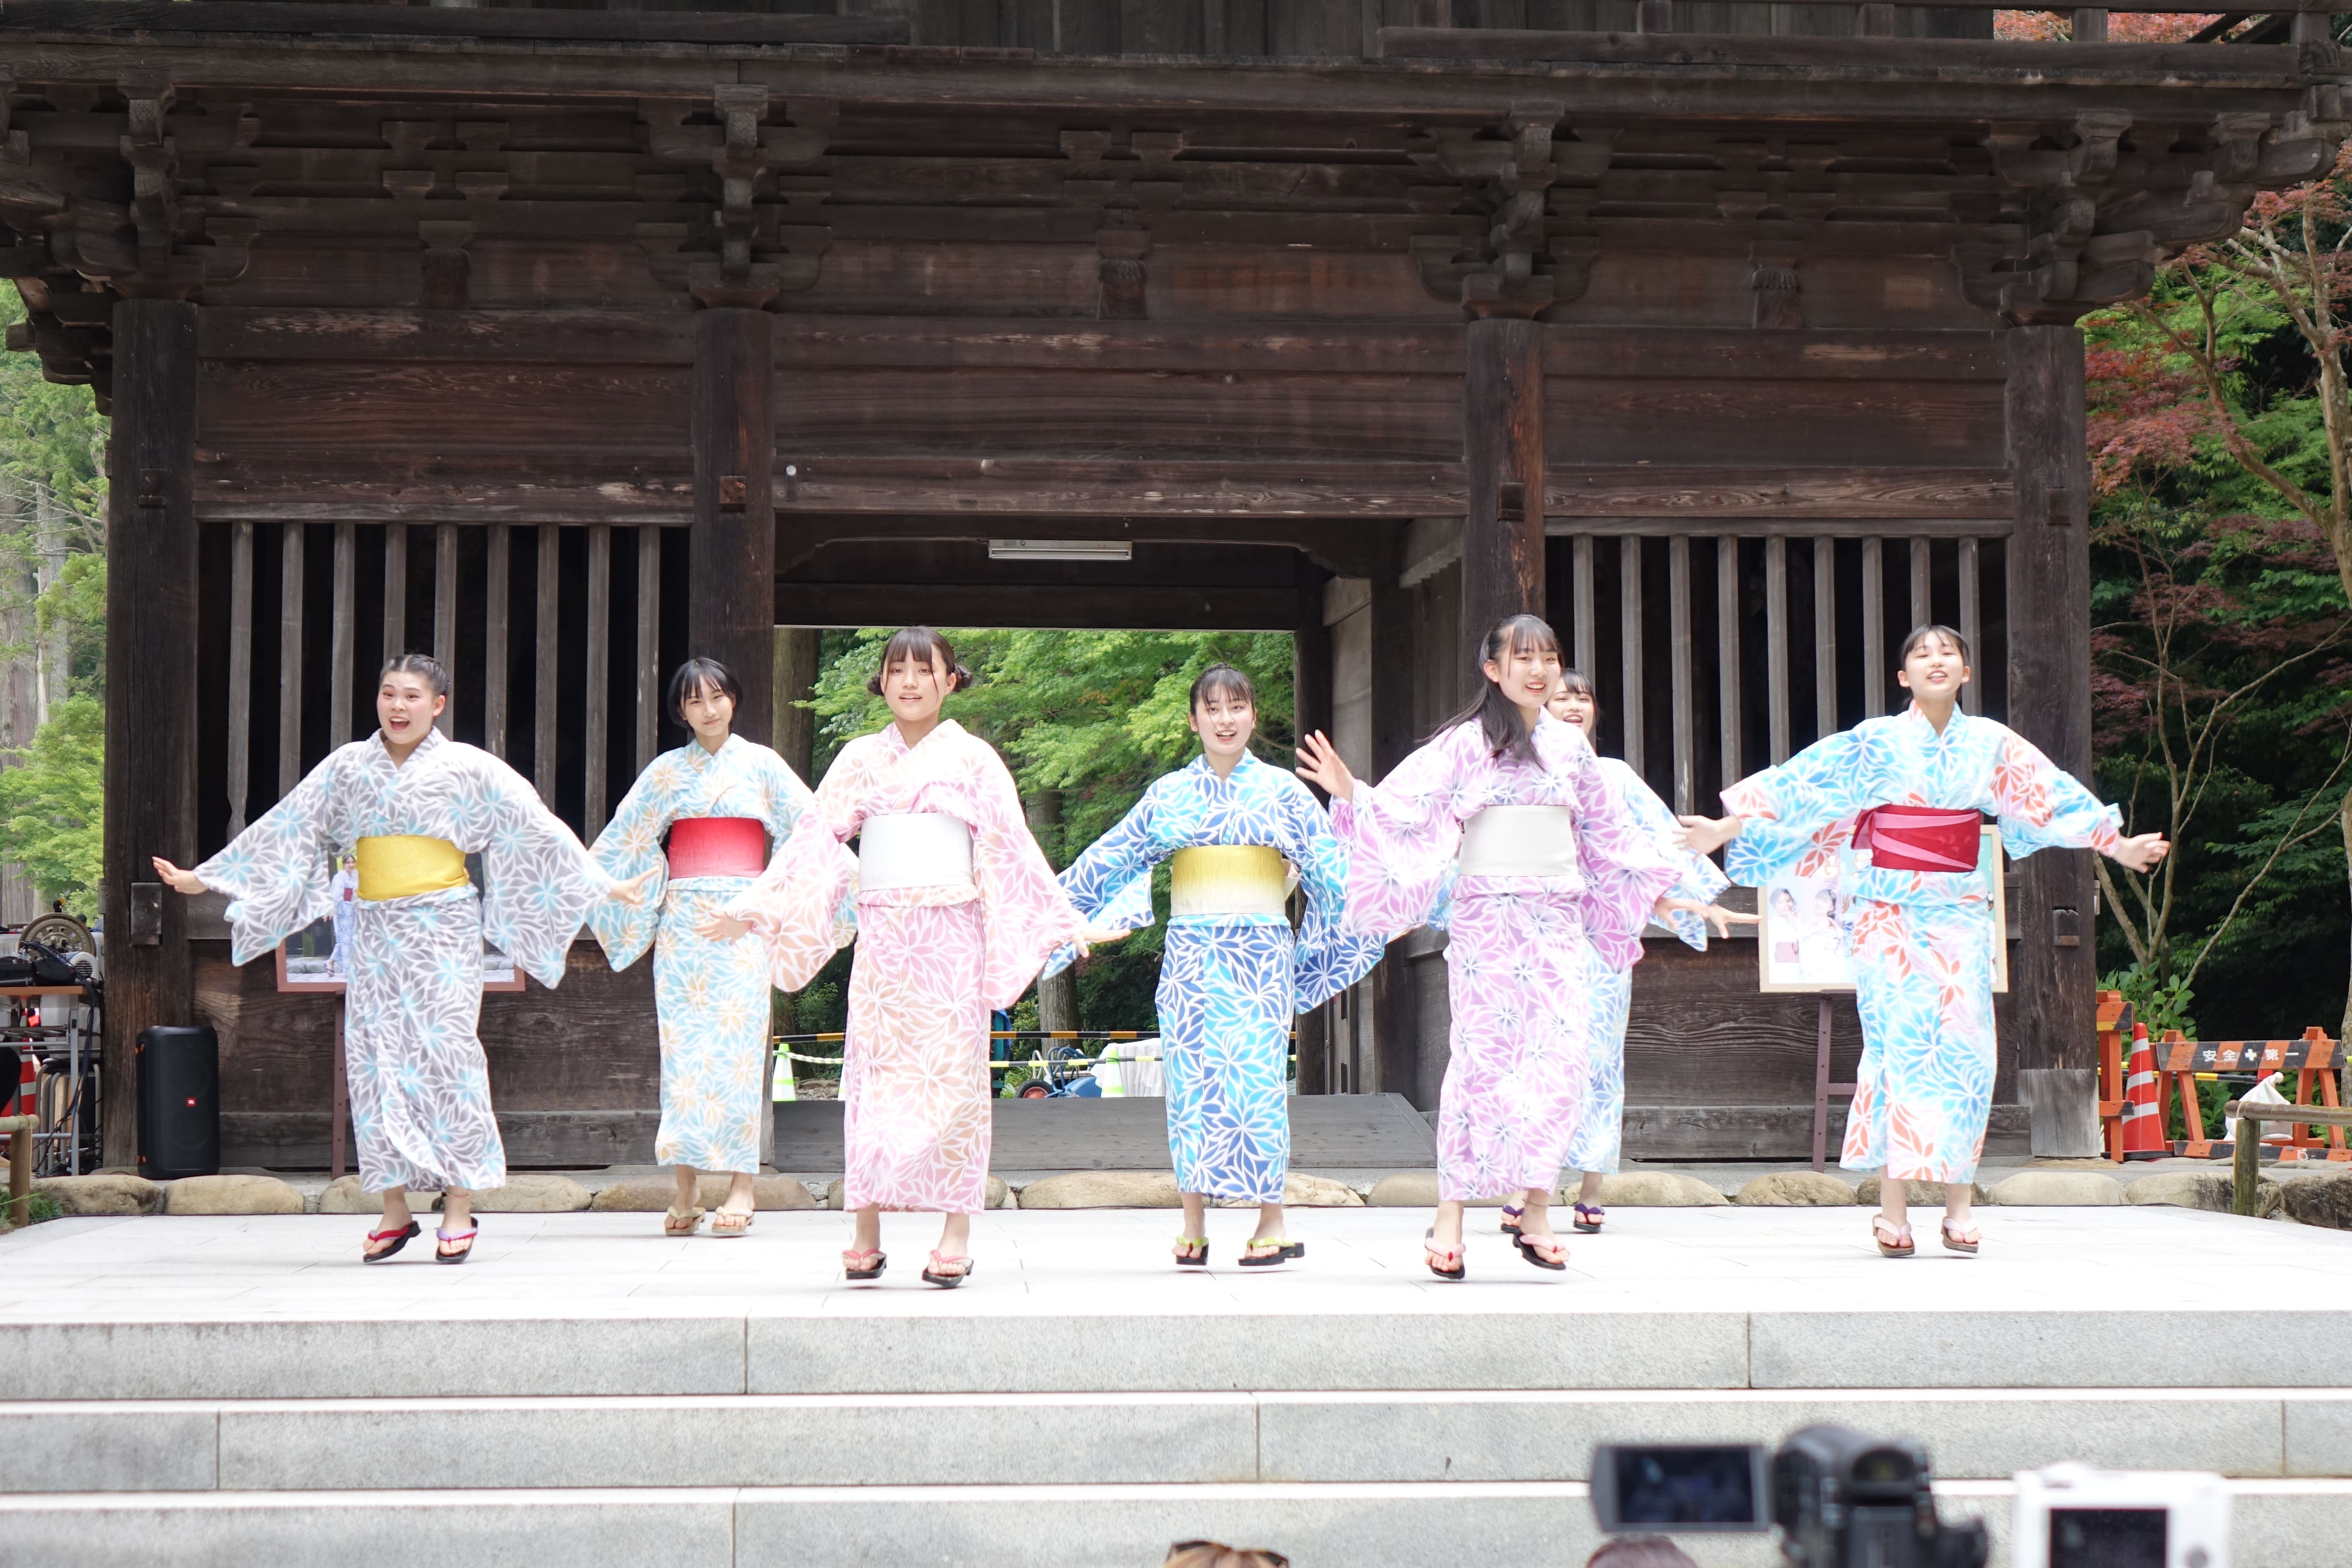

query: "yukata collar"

left=368, top=725, right=447, bottom=769
left=879, top=717, right=964, bottom=759
left=1186, top=750, right=1262, bottom=788
left=1898, top=701, right=1972, bottom=745
left=683, top=732, right=741, bottom=769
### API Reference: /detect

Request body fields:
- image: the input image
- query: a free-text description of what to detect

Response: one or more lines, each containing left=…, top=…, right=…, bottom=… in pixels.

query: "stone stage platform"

left=3, top=1206, right=2350, bottom=1567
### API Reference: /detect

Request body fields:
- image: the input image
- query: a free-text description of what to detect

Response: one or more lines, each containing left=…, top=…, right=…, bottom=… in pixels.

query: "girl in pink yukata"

left=1678, top=627, right=2167, bottom=1258
left=703, top=629, right=1127, bottom=1288
left=1295, top=615, right=1710, bottom=1281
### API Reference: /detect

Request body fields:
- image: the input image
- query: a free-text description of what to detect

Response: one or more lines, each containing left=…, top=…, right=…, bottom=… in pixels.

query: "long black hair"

left=1436, top=613, right=1562, bottom=761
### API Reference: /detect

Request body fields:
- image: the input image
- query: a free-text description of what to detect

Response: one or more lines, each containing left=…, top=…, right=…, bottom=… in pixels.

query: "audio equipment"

left=136, top=1025, right=219, bottom=1180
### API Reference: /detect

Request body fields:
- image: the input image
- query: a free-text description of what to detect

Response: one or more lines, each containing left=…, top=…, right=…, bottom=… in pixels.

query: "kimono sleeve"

left=1606, top=759, right=1731, bottom=951
left=1275, top=776, right=1387, bottom=1010
left=758, top=746, right=818, bottom=846
left=471, top=753, right=617, bottom=989
left=193, top=751, right=343, bottom=967
left=726, top=750, right=859, bottom=993
left=1720, top=729, right=1871, bottom=888
left=1558, top=733, right=1680, bottom=971
left=584, top=756, right=673, bottom=970
left=964, top=738, right=1087, bottom=1009
left=1990, top=726, right=2122, bottom=860
left=1326, top=725, right=1476, bottom=937
left=1042, top=786, right=1161, bottom=981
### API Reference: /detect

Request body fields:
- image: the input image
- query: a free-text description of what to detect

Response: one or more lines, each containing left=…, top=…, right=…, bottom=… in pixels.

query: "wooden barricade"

left=2095, top=990, right=2132, bottom=1161
left=2149, top=1028, right=2348, bottom=1161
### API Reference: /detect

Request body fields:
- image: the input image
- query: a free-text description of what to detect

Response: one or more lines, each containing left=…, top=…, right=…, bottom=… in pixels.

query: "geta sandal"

left=710, top=1208, right=754, bottom=1237
left=1940, top=1219, right=1981, bottom=1256
left=361, top=1219, right=420, bottom=1263
left=1422, top=1228, right=1466, bottom=1283
left=663, top=1205, right=706, bottom=1237
left=1499, top=1204, right=1523, bottom=1236
left=1514, top=1232, right=1569, bottom=1271
left=434, top=1225, right=479, bottom=1265
left=1173, top=1236, right=1209, bottom=1267
left=1572, top=1203, right=1605, bottom=1234
left=921, top=1251, right=974, bottom=1289
left=1872, top=1215, right=1916, bottom=1258
left=1237, top=1236, right=1292, bottom=1268
left=842, top=1248, right=886, bottom=1280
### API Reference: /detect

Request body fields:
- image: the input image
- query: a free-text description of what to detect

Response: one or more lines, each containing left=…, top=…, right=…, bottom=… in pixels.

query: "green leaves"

left=0, top=695, right=104, bottom=917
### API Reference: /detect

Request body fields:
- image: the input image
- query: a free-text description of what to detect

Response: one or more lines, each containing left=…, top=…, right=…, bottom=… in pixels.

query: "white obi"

left=1456, top=805, right=1580, bottom=878
left=858, top=812, right=976, bottom=895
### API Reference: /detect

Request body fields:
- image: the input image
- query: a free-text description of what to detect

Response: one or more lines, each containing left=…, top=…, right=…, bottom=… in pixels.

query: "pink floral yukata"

left=726, top=720, right=1083, bottom=1215
left=1330, top=716, right=1678, bottom=1203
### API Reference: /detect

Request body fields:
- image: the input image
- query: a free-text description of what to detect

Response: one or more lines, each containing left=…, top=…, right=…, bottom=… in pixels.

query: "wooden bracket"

left=128, top=882, right=162, bottom=946
left=2045, top=487, right=2076, bottom=527
left=2051, top=906, right=2082, bottom=948
left=135, top=468, right=168, bottom=510
left=717, top=475, right=748, bottom=512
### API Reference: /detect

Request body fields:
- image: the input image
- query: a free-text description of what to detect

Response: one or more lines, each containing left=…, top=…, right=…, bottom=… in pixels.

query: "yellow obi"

left=1169, top=845, right=1291, bottom=919
left=354, top=835, right=469, bottom=901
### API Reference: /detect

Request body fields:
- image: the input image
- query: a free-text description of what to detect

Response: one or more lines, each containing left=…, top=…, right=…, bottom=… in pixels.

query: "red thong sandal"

left=434, top=1225, right=479, bottom=1265
left=1422, top=1228, right=1466, bottom=1283
left=921, top=1252, right=975, bottom=1289
left=842, top=1249, right=887, bottom=1281
left=361, top=1219, right=420, bottom=1264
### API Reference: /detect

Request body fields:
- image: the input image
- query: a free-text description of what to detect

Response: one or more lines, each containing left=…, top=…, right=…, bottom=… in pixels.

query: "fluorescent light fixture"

left=987, top=539, right=1133, bottom=562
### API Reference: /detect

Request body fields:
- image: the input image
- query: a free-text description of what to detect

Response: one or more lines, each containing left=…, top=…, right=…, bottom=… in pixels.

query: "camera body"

left=1773, top=1424, right=1989, bottom=1568
left=2010, top=1464, right=2229, bottom=1568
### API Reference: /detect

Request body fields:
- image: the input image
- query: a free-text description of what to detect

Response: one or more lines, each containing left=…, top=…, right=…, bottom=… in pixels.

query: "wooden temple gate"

left=0, top=0, right=2337, bottom=1167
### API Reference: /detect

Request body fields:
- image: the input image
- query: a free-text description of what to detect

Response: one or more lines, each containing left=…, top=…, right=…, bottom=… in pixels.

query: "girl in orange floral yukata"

left=1679, top=626, right=2167, bottom=1259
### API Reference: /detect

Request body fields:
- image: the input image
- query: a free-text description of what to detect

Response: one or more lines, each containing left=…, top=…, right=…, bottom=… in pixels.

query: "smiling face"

left=1485, top=638, right=1563, bottom=717
left=1547, top=681, right=1597, bottom=732
left=881, top=651, right=951, bottom=728
left=1188, top=686, right=1256, bottom=767
left=680, top=677, right=735, bottom=744
left=1896, top=630, right=1971, bottom=707
left=377, top=669, right=445, bottom=747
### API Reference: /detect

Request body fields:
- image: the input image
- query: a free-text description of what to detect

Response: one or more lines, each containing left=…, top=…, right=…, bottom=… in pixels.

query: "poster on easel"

left=274, top=851, right=525, bottom=993
left=1756, top=825, right=2007, bottom=994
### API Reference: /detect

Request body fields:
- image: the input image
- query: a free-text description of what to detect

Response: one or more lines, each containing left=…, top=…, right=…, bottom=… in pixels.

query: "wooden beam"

left=637, top=527, right=662, bottom=773
left=485, top=523, right=510, bottom=760
left=1669, top=533, right=1695, bottom=815
left=1862, top=535, right=1887, bottom=718
left=770, top=583, right=1301, bottom=631
left=1571, top=534, right=1596, bottom=680
left=382, top=523, right=407, bottom=665
left=278, top=524, right=304, bottom=798
left=433, top=523, right=456, bottom=736
left=1461, top=316, right=1545, bottom=675
left=330, top=521, right=355, bottom=747
left=584, top=524, right=610, bottom=837
left=535, top=524, right=559, bottom=809
left=101, top=297, right=199, bottom=1168
left=772, top=626, right=819, bottom=783
left=226, top=522, right=252, bottom=838
left=1620, top=535, right=1645, bottom=778
left=0, top=2, right=913, bottom=44
left=692, top=309, right=776, bottom=750
left=1765, top=534, right=1790, bottom=765
left=1911, top=535, right=1934, bottom=632
left=1814, top=536, right=1837, bottom=741
left=1959, top=535, right=1982, bottom=715
left=1717, top=535, right=1742, bottom=793
left=2006, top=324, right=2099, bottom=1157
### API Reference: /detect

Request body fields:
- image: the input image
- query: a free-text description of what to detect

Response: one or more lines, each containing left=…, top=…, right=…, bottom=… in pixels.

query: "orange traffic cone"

left=2120, top=1022, right=2165, bottom=1156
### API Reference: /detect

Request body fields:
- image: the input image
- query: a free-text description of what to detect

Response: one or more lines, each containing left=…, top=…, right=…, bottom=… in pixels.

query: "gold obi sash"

left=1169, top=845, right=1291, bottom=919
left=1456, top=805, right=1580, bottom=878
left=355, top=835, right=469, bottom=902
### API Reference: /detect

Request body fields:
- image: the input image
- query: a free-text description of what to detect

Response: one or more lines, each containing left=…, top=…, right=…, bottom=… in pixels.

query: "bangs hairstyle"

left=1900, top=623, right=1972, bottom=666
left=1554, top=666, right=1600, bottom=726
left=1188, top=662, right=1255, bottom=714
left=1438, top=613, right=1562, bottom=761
left=866, top=626, right=974, bottom=696
left=667, top=657, right=741, bottom=725
left=380, top=652, right=450, bottom=698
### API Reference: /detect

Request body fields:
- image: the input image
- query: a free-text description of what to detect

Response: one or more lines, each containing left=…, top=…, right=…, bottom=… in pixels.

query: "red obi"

left=665, top=817, right=769, bottom=880
left=1852, top=805, right=1983, bottom=874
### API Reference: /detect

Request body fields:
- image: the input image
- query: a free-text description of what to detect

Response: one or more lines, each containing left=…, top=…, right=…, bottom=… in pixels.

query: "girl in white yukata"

left=1528, top=672, right=1752, bottom=1237
left=1679, top=627, right=2167, bottom=1257
left=154, top=655, right=653, bottom=1265
left=589, top=658, right=815, bottom=1239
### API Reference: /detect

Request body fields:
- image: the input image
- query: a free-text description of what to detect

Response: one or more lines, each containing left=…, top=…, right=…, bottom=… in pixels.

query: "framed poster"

left=1756, top=826, right=2007, bottom=994
left=275, top=853, right=525, bottom=993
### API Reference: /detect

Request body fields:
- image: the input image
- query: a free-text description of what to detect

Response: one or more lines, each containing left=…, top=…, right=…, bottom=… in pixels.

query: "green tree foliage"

left=799, top=628, right=1296, bottom=1031
left=0, top=695, right=103, bottom=916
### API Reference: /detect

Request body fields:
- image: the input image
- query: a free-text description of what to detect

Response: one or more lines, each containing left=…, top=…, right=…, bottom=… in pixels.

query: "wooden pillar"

left=1460, top=316, right=1546, bottom=675
left=2006, top=323, right=2100, bottom=1157
left=1292, top=559, right=1335, bottom=1093
left=1366, top=527, right=1423, bottom=1102
left=772, top=626, right=820, bottom=782
left=101, top=299, right=200, bottom=1167
left=691, top=308, right=776, bottom=748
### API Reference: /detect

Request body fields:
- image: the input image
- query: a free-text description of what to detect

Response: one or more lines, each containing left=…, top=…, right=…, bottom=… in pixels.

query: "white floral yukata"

left=197, top=728, right=614, bottom=1194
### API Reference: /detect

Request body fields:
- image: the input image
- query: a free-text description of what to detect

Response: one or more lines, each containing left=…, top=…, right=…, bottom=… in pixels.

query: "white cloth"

left=1455, top=804, right=1580, bottom=879
left=858, top=812, right=976, bottom=894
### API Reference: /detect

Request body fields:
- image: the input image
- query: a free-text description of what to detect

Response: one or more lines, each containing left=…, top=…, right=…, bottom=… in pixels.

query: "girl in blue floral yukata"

left=1679, top=626, right=2166, bottom=1259
left=1053, top=663, right=1384, bottom=1268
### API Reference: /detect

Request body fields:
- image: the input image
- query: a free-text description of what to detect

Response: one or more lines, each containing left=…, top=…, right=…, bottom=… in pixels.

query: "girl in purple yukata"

left=1678, top=626, right=2167, bottom=1258
left=1295, top=615, right=1710, bottom=1282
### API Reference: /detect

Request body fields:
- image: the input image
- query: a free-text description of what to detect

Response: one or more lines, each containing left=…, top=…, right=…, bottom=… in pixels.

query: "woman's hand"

left=2109, top=831, right=2170, bottom=874
left=1294, top=731, right=1357, bottom=803
left=151, top=857, right=207, bottom=897
left=607, top=869, right=660, bottom=907
left=1674, top=814, right=1743, bottom=856
left=697, top=912, right=753, bottom=942
left=1656, top=897, right=1761, bottom=939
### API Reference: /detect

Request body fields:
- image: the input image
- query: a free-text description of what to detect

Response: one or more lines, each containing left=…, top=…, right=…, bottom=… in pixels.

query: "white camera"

left=2011, top=1464, right=2230, bottom=1568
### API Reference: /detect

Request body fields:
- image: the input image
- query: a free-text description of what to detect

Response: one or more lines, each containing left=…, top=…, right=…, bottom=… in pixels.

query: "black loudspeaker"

left=137, top=1025, right=220, bottom=1181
